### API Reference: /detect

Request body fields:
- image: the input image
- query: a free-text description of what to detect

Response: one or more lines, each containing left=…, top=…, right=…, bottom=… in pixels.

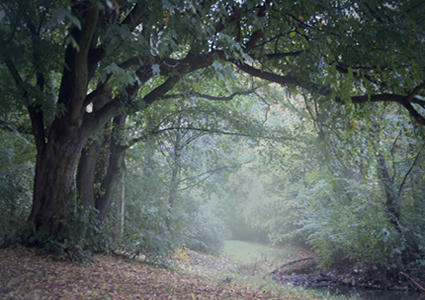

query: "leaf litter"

left=0, top=244, right=321, bottom=299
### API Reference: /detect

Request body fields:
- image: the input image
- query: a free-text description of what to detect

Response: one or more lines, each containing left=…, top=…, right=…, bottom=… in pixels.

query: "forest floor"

left=0, top=242, right=347, bottom=300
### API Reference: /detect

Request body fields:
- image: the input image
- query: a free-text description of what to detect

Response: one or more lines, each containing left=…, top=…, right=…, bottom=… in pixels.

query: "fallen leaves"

left=0, top=245, right=305, bottom=299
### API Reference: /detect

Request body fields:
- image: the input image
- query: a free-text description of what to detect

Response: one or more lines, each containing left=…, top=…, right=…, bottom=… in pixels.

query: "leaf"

left=50, top=8, right=81, bottom=30
left=104, top=63, right=123, bottom=75
left=152, top=64, right=161, bottom=77
left=64, top=36, right=80, bottom=52
left=192, top=82, right=201, bottom=93
left=212, top=60, right=223, bottom=71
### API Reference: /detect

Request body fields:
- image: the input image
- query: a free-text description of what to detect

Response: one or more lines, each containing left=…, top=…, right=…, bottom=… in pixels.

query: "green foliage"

left=184, top=212, right=229, bottom=255
left=29, top=196, right=113, bottom=264
left=298, top=177, right=399, bottom=269
left=0, top=131, right=34, bottom=244
left=118, top=157, right=174, bottom=263
left=15, top=194, right=114, bottom=265
left=295, top=100, right=425, bottom=271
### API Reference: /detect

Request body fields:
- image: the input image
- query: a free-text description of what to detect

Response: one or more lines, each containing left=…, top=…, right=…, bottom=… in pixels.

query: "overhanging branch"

left=233, top=60, right=328, bottom=95
left=178, top=165, right=228, bottom=192
left=160, top=90, right=257, bottom=101
left=232, top=60, right=425, bottom=126
left=154, top=126, right=295, bottom=141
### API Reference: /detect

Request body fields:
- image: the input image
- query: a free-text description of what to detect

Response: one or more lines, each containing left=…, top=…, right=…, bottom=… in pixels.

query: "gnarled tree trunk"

left=27, top=121, right=89, bottom=237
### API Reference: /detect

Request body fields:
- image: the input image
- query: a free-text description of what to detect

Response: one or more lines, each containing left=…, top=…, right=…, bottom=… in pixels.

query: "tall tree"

left=1, top=0, right=425, bottom=244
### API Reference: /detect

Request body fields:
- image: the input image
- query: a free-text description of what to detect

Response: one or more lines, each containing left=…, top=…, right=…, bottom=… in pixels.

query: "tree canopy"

left=1, top=0, right=425, bottom=264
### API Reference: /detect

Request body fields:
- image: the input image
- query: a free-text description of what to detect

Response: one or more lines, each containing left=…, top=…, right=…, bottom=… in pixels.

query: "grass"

left=220, top=240, right=291, bottom=278
left=223, top=240, right=292, bottom=264
left=174, top=241, right=361, bottom=300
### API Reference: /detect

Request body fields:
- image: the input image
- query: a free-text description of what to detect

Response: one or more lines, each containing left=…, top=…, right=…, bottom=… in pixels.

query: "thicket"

left=119, top=144, right=228, bottom=262
left=0, top=131, right=33, bottom=244
left=297, top=104, right=425, bottom=275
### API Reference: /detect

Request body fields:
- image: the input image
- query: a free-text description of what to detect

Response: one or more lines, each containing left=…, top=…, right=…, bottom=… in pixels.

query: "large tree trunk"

left=7, top=2, right=192, bottom=247
left=114, top=169, right=125, bottom=238
left=76, top=95, right=112, bottom=209
left=76, top=124, right=113, bottom=209
left=27, top=124, right=86, bottom=237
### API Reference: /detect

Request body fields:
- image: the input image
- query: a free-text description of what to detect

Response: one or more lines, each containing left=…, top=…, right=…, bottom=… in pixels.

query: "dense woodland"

left=1, top=0, right=425, bottom=289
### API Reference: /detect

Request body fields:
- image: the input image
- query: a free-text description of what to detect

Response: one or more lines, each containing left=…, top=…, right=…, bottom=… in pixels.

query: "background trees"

left=1, top=0, right=425, bottom=277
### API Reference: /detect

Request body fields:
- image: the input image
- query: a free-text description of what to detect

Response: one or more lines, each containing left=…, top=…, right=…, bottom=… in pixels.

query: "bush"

left=20, top=196, right=114, bottom=264
left=0, top=131, right=34, bottom=245
left=298, top=177, right=402, bottom=269
left=184, top=213, right=229, bottom=255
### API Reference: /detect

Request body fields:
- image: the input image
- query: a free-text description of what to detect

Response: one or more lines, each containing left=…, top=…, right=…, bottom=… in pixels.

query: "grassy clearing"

left=174, top=240, right=360, bottom=300
left=223, top=240, right=291, bottom=261
left=222, top=240, right=293, bottom=270
left=220, top=240, right=318, bottom=279
left=220, top=240, right=361, bottom=299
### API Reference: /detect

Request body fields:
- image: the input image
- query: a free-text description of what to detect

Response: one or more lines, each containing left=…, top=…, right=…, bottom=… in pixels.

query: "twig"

left=400, top=272, right=425, bottom=291
left=398, top=145, right=424, bottom=196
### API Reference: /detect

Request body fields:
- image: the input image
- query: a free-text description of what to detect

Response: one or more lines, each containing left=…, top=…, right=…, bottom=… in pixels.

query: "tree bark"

left=27, top=124, right=86, bottom=237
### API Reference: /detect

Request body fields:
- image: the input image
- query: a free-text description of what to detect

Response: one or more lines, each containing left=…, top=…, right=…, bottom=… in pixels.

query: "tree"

left=292, top=94, right=425, bottom=274
left=1, top=0, right=425, bottom=246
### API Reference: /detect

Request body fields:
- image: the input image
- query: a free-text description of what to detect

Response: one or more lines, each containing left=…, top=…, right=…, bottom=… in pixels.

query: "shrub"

left=298, top=177, right=402, bottom=269
left=20, top=196, right=114, bottom=264
left=0, top=132, right=34, bottom=245
left=184, top=212, right=229, bottom=255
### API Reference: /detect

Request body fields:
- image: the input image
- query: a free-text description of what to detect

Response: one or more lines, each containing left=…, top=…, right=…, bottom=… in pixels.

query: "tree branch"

left=410, top=97, right=425, bottom=108
left=264, top=51, right=303, bottom=60
left=398, top=145, right=424, bottom=196
left=83, top=99, right=120, bottom=139
left=178, top=166, right=228, bottom=192
left=160, top=90, right=257, bottom=101
left=4, top=58, right=46, bottom=150
left=143, top=75, right=185, bottom=106
left=154, top=126, right=293, bottom=141
left=69, top=4, right=99, bottom=125
left=233, top=60, right=328, bottom=95
left=406, top=81, right=425, bottom=102
left=121, top=2, right=147, bottom=32
left=233, top=60, right=425, bottom=126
